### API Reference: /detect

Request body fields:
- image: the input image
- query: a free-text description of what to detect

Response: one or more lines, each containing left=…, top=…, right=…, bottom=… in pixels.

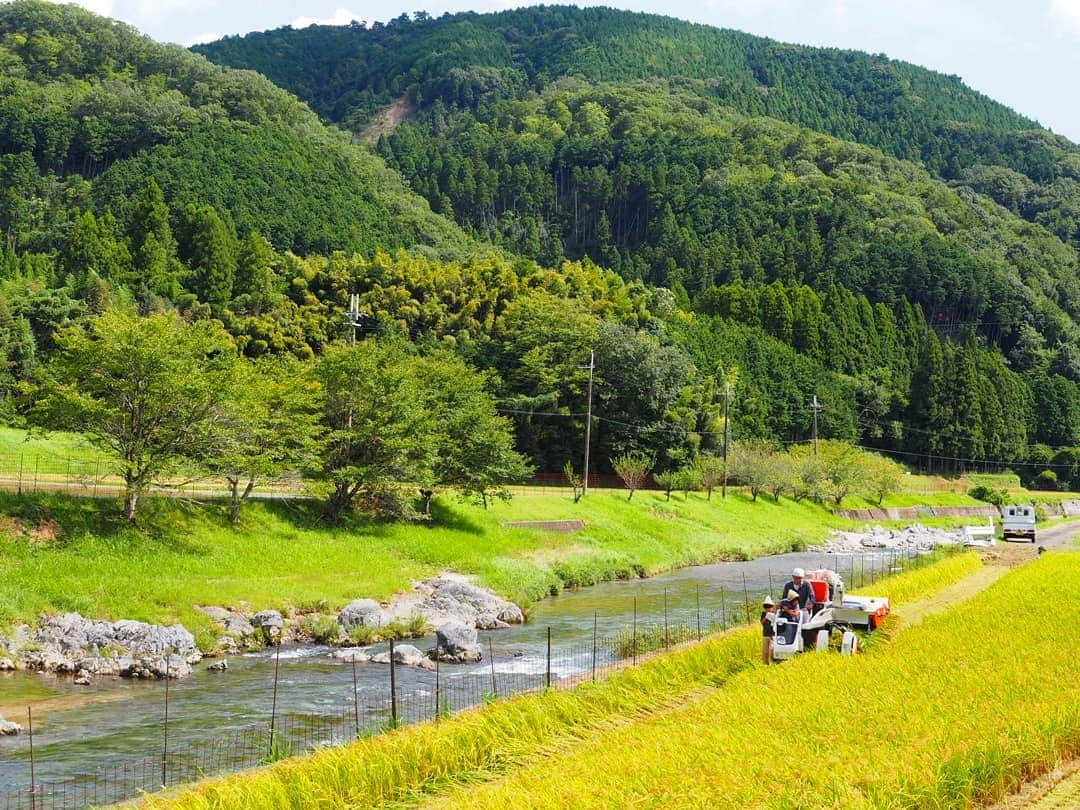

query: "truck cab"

left=1001, top=505, right=1036, bottom=543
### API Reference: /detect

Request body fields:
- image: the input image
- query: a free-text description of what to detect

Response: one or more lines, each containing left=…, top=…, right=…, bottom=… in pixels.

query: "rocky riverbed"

left=0, top=575, right=523, bottom=683
left=812, top=523, right=966, bottom=553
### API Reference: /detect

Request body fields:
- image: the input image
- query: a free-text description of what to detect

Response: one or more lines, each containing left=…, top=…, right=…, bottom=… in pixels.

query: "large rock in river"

left=431, top=621, right=482, bottom=663
left=0, top=716, right=22, bottom=736
left=370, top=644, right=434, bottom=670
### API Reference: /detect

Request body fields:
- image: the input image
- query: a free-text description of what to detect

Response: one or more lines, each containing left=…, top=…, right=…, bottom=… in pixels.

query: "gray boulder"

left=332, top=647, right=371, bottom=663
left=418, top=578, right=525, bottom=630
left=251, top=610, right=284, bottom=638
left=223, top=615, right=255, bottom=639
left=207, top=659, right=228, bottom=672
left=195, top=606, right=232, bottom=622
left=432, top=621, right=482, bottom=663
left=0, top=658, right=15, bottom=671
left=0, top=716, right=21, bottom=736
left=370, top=644, right=434, bottom=670
left=111, top=620, right=199, bottom=659
left=338, top=599, right=384, bottom=631
left=123, top=654, right=191, bottom=680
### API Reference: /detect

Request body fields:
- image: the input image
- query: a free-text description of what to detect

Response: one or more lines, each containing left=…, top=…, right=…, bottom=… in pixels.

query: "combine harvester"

left=771, top=569, right=890, bottom=662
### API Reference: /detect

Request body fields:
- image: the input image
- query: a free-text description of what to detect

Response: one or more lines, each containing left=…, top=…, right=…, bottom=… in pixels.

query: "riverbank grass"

left=0, top=484, right=990, bottom=644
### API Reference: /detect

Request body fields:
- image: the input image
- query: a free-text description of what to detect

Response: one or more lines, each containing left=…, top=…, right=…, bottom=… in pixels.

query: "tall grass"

left=147, top=553, right=981, bottom=809
left=419, top=553, right=1079, bottom=809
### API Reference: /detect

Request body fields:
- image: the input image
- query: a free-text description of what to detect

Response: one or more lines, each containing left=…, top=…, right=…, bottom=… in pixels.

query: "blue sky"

left=40, top=1, right=1080, bottom=142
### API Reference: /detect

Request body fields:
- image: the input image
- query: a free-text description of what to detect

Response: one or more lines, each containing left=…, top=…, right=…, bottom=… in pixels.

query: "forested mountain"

left=0, top=0, right=465, bottom=261
left=194, top=6, right=1080, bottom=478
left=195, top=5, right=1080, bottom=251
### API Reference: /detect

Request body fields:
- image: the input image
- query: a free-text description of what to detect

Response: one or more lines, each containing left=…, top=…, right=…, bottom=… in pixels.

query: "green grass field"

left=0, top=488, right=859, bottom=645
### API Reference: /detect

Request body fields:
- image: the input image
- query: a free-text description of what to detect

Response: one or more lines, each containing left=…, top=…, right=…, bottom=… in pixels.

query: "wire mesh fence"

left=0, top=547, right=946, bottom=810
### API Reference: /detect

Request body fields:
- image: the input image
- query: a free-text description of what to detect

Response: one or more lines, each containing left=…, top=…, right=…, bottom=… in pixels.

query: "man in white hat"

left=759, top=596, right=777, bottom=664
left=778, top=567, right=815, bottom=616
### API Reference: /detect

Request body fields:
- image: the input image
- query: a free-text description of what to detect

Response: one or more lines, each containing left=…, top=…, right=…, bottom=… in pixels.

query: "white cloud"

left=291, top=7, right=364, bottom=28
left=1050, top=0, right=1080, bottom=33
left=185, top=31, right=221, bottom=46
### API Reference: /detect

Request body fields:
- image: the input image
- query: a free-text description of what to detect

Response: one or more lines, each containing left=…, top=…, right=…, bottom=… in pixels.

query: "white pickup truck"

left=1001, top=505, right=1036, bottom=543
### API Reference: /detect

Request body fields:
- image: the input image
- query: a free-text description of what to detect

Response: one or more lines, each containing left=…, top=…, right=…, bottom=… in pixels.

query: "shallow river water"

left=0, top=549, right=909, bottom=800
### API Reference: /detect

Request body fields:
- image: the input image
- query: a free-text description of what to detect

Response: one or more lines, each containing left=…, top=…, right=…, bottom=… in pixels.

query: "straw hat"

left=786, top=589, right=800, bottom=601
left=762, top=596, right=775, bottom=607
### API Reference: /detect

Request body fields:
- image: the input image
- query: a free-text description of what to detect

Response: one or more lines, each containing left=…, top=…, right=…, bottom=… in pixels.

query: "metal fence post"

left=27, top=706, right=35, bottom=810
left=663, top=587, right=669, bottom=648
left=631, top=598, right=638, bottom=665
left=434, top=647, right=441, bottom=721
left=742, top=573, right=751, bottom=624
left=17, top=454, right=23, bottom=496
left=268, top=642, right=281, bottom=759
left=389, top=639, right=398, bottom=726
left=545, top=627, right=551, bottom=689
left=591, top=611, right=598, bottom=682
left=695, top=586, right=702, bottom=641
left=720, top=588, right=727, bottom=629
left=163, top=655, right=170, bottom=787
left=487, top=635, right=497, bottom=697
left=351, top=656, right=360, bottom=738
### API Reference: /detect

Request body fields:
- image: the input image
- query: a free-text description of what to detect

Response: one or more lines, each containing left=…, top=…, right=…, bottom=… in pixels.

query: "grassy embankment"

left=144, top=553, right=984, bottom=809
left=0, top=426, right=1047, bottom=647
left=1, top=486, right=855, bottom=646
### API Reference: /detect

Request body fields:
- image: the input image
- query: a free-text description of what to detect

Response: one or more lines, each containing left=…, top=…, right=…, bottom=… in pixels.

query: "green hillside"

left=195, top=5, right=1080, bottom=250
left=0, top=0, right=466, bottom=259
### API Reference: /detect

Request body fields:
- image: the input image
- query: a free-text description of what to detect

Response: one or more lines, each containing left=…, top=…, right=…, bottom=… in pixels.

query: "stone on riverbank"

left=814, top=523, right=963, bottom=553
left=431, top=621, right=482, bottom=663
left=415, top=577, right=524, bottom=629
left=338, top=599, right=385, bottom=631
left=251, top=610, right=284, bottom=638
left=0, top=716, right=22, bottom=736
left=9, top=612, right=200, bottom=682
left=333, top=647, right=371, bottom=663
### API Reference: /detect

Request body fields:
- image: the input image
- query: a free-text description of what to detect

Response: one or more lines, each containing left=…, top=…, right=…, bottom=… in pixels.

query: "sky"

left=36, top=0, right=1080, bottom=142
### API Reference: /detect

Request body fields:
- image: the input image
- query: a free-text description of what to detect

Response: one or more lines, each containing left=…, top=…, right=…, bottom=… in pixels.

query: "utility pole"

left=581, top=350, right=595, bottom=496
left=722, top=380, right=732, bottom=499
left=812, top=395, right=820, bottom=457
left=345, top=293, right=369, bottom=345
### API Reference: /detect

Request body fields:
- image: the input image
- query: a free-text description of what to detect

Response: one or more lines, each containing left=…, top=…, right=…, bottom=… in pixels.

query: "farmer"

left=760, top=596, right=776, bottom=664
left=779, top=567, right=815, bottom=615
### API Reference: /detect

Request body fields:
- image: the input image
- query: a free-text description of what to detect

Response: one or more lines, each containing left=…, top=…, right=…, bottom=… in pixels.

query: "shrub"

left=969, top=484, right=1008, bottom=505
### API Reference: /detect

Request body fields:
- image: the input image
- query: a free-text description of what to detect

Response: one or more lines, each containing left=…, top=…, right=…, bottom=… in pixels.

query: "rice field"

left=146, top=553, right=983, bottom=809
left=416, top=552, right=1079, bottom=809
